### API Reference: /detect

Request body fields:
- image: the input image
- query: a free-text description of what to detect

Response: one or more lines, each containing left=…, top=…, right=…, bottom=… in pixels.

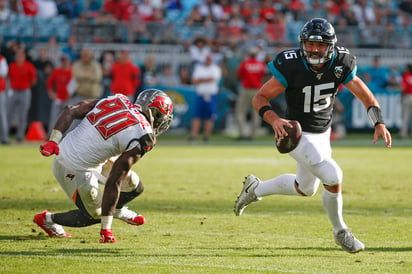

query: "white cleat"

left=334, top=229, right=365, bottom=253
left=234, top=174, right=262, bottom=216
left=114, top=207, right=145, bottom=226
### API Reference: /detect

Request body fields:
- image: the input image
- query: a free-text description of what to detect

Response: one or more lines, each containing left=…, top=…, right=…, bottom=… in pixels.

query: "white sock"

left=255, top=174, right=299, bottom=196
left=45, top=212, right=53, bottom=223
left=101, top=216, right=113, bottom=230
left=322, top=189, right=347, bottom=233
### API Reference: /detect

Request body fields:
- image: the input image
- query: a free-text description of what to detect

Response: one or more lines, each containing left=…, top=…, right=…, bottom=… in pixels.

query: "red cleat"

left=33, top=210, right=71, bottom=237
left=100, top=229, right=117, bottom=243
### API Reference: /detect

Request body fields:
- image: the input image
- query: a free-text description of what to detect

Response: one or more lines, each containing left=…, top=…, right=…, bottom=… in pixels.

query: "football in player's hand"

left=276, top=120, right=302, bottom=154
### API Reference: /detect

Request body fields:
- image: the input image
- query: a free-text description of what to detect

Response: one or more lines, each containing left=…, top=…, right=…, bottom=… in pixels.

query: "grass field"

left=0, top=136, right=411, bottom=273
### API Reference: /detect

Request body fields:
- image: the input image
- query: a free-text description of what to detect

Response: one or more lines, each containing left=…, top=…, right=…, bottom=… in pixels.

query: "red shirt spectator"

left=401, top=65, right=412, bottom=95
left=104, top=0, right=129, bottom=21
left=110, top=49, right=140, bottom=97
left=21, top=0, right=38, bottom=17
left=240, top=0, right=253, bottom=21
left=8, top=51, right=37, bottom=90
left=237, top=50, right=266, bottom=89
left=260, top=0, right=277, bottom=21
left=46, top=56, right=72, bottom=102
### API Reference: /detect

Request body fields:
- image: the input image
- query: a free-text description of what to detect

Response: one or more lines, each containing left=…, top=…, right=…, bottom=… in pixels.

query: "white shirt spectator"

left=189, top=37, right=211, bottom=67
left=199, top=0, right=224, bottom=21
left=0, top=1, right=10, bottom=21
left=35, top=0, right=57, bottom=18
left=192, top=55, right=222, bottom=100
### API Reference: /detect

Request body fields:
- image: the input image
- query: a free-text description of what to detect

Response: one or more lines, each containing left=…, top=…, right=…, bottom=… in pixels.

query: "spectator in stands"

left=32, top=46, right=54, bottom=129
left=400, top=64, right=412, bottom=139
left=46, top=53, right=72, bottom=137
left=0, top=0, right=11, bottom=21
left=199, top=0, right=223, bottom=22
left=22, top=0, right=38, bottom=17
left=287, top=0, right=306, bottom=21
left=235, top=47, right=266, bottom=140
left=99, top=49, right=115, bottom=97
left=36, top=0, right=58, bottom=18
left=0, top=53, right=8, bottom=144
left=189, top=36, right=211, bottom=69
left=158, top=63, right=179, bottom=87
left=104, top=0, right=132, bottom=22
left=259, top=0, right=277, bottom=22
left=56, top=0, right=76, bottom=18
left=44, top=37, right=60, bottom=66
left=185, top=5, right=211, bottom=26
left=178, top=66, right=192, bottom=85
left=240, top=0, right=254, bottom=22
left=140, top=54, right=158, bottom=90
left=86, top=0, right=103, bottom=19
left=110, top=47, right=140, bottom=101
left=263, top=13, right=286, bottom=44
left=61, top=35, right=79, bottom=62
left=364, top=56, right=389, bottom=89
left=189, top=54, right=222, bottom=143
left=387, top=65, right=402, bottom=91
left=138, top=0, right=155, bottom=22
left=7, top=50, right=37, bottom=143
left=307, top=0, right=327, bottom=19
left=8, top=0, right=19, bottom=14
left=1, top=40, right=19, bottom=64
left=222, top=41, right=243, bottom=97
left=399, top=0, right=412, bottom=15
left=395, top=15, right=412, bottom=49
left=71, top=47, right=102, bottom=101
left=33, top=47, right=54, bottom=71
left=351, top=0, right=375, bottom=27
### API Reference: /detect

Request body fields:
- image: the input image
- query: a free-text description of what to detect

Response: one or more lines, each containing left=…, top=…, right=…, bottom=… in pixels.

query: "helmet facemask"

left=299, top=18, right=337, bottom=65
left=147, top=107, right=173, bottom=136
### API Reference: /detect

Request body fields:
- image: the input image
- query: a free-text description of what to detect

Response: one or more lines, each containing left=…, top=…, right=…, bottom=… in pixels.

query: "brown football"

left=276, top=120, right=302, bottom=154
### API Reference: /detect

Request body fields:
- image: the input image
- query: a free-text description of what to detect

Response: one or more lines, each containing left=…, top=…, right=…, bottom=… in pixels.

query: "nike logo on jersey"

left=277, top=59, right=282, bottom=65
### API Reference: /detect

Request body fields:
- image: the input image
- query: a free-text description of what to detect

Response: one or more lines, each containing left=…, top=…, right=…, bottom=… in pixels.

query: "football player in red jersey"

left=35, top=89, right=173, bottom=243
left=234, top=18, right=391, bottom=253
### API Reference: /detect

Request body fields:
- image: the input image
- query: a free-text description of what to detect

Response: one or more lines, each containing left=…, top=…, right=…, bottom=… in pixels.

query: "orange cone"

left=25, top=121, right=48, bottom=142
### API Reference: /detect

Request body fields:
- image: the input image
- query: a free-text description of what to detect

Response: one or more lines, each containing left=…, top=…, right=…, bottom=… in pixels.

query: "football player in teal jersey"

left=234, top=18, right=391, bottom=253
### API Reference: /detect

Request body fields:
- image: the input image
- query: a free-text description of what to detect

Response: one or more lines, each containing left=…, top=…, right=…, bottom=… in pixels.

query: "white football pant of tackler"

left=94, top=156, right=140, bottom=193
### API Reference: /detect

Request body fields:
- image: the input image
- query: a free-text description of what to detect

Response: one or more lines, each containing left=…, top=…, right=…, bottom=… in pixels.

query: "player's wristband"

left=49, top=129, right=63, bottom=144
left=258, top=105, right=273, bottom=119
left=367, top=106, right=385, bottom=127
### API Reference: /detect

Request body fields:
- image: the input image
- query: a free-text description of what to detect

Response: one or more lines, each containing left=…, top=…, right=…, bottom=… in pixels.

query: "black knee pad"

left=116, top=181, right=144, bottom=209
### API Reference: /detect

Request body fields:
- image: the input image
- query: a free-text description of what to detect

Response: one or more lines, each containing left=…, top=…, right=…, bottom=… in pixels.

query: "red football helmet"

left=135, top=89, right=173, bottom=136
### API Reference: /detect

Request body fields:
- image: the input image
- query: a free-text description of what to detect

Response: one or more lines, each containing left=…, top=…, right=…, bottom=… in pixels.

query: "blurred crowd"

left=0, top=0, right=412, bottom=144
left=0, top=0, right=411, bottom=47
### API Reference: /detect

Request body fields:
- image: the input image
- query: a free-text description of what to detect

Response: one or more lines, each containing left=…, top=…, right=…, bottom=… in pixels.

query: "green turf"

left=0, top=139, right=411, bottom=273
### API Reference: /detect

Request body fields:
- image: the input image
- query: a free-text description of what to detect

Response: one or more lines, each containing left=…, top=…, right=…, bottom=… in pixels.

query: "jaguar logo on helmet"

left=334, top=66, right=343, bottom=79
